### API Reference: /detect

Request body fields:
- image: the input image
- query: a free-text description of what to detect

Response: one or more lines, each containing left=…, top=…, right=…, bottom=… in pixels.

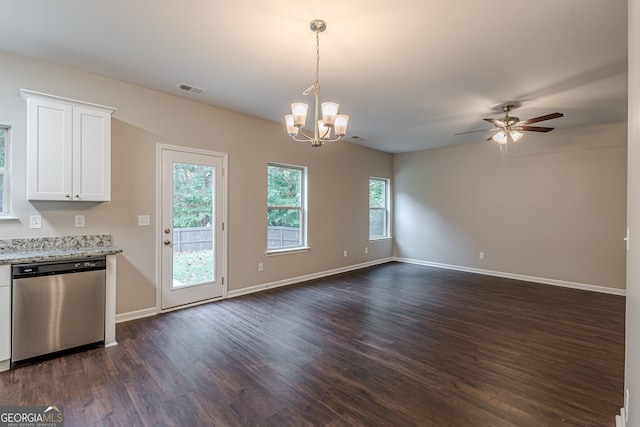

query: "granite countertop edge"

left=0, top=246, right=123, bottom=265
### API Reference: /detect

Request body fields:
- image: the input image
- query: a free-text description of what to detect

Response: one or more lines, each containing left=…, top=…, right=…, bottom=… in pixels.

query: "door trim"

left=155, top=143, right=228, bottom=313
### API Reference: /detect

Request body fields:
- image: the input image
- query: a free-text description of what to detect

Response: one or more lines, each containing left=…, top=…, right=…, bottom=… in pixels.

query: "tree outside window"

left=268, top=164, right=306, bottom=250
left=172, top=163, right=213, bottom=228
left=369, top=177, right=390, bottom=239
left=171, top=162, right=215, bottom=286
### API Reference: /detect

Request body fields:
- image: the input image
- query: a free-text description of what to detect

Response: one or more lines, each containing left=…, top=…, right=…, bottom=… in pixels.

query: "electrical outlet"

left=138, top=215, right=151, bottom=226
left=75, top=215, right=85, bottom=227
left=479, top=252, right=485, bottom=260
left=365, top=246, right=369, bottom=254
left=258, top=263, right=264, bottom=272
left=344, top=250, right=348, bottom=258
left=29, top=215, right=42, bottom=229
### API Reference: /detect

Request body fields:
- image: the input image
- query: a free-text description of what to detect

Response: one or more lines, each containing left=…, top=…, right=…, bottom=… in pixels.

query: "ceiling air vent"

left=176, top=83, right=207, bottom=95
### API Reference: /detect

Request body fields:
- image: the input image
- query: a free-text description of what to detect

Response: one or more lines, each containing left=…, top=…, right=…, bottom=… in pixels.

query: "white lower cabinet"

left=0, top=265, right=10, bottom=371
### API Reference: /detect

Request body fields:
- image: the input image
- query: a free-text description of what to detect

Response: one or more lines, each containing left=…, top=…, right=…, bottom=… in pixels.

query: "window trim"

left=369, top=177, right=391, bottom=241
left=266, top=162, right=308, bottom=254
left=0, top=125, right=14, bottom=219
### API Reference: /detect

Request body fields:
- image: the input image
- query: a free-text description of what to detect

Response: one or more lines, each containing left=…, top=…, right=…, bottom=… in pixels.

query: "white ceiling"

left=0, top=0, right=628, bottom=153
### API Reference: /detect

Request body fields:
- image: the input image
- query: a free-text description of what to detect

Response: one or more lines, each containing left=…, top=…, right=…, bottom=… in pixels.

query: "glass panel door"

left=160, top=147, right=225, bottom=310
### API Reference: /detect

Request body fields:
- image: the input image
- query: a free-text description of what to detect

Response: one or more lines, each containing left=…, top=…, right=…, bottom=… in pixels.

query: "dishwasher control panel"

left=13, top=257, right=106, bottom=278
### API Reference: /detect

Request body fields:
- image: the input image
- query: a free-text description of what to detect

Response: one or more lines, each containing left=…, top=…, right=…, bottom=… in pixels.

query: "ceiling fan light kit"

left=456, top=104, right=564, bottom=146
left=492, top=130, right=523, bottom=144
left=284, top=19, right=349, bottom=147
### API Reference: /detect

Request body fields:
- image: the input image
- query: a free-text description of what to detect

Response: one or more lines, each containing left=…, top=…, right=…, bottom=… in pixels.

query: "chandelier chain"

left=315, top=30, right=320, bottom=92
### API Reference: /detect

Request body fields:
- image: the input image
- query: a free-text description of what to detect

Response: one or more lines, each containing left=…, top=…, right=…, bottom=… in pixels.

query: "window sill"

left=266, top=246, right=310, bottom=256
left=369, top=236, right=392, bottom=242
left=0, top=215, right=18, bottom=221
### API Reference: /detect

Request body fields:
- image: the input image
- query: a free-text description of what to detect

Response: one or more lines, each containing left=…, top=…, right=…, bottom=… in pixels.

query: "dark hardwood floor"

left=0, top=262, right=625, bottom=426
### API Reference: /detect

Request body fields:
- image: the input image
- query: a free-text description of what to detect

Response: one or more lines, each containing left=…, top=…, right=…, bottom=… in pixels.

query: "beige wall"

left=0, top=50, right=393, bottom=315
left=0, top=46, right=627, bottom=318
left=393, top=122, right=627, bottom=290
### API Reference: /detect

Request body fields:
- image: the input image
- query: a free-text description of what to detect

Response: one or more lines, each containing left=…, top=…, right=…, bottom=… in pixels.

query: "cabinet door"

left=0, top=286, right=9, bottom=361
left=73, top=106, right=111, bottom=201
left=26, top=98, right=73, bottom=200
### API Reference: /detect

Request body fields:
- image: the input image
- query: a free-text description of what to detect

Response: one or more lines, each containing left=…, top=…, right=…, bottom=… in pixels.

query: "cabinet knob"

left=75, top=195, right=80, bottom=199
left=164, top=240, right=171, bottom=246
left=65, top=194, right=71, bottom=199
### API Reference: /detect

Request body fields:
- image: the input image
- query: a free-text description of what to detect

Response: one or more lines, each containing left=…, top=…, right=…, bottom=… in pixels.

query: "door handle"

left=164, top=228, right=171, bottom=234
left=164, top=240, right=171, bottom=246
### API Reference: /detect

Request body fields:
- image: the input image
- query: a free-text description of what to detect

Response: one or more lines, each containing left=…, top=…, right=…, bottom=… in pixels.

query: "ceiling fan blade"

left=454, top=128, right=496, bottom=136
left=484, top=118, right=504, bottom=127
left=517, top=125, right=555, bottom=132
left=521, top=112, right=564, bottom=125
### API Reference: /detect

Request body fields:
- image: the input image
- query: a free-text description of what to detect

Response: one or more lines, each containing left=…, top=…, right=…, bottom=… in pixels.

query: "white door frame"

left=155, top=143, right=228, bottom=312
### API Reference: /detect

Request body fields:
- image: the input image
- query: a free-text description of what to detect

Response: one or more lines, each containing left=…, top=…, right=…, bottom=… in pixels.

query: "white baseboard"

left=394, top=257, right=626, bottom=296
left=118, top=257, right=622, bottom=322
left=616, top=407, right=626, bottom=427
left=159, top=296, right=224, bottom=314
left=0, top=359, right=9, bottom=372
left=116, top=307, right=157, bottom=324
left=226, top=258, right=394, bottom=299
left=115, top=258, right=393, bottom=322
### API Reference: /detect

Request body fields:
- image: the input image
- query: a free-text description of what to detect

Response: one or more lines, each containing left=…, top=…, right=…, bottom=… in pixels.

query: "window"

left=267, top=163, right=307, bottom=251
left=369, top=177, right=390, bottom=239
left=0, top=126, right=10, bottom=216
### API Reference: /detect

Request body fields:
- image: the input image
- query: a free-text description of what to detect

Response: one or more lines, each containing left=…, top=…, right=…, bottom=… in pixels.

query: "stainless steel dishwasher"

left=11, top=257, right=106, bottom=366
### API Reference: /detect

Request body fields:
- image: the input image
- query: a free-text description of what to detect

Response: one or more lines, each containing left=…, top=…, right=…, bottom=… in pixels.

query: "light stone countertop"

left=0, top=234, right=122, bottom=265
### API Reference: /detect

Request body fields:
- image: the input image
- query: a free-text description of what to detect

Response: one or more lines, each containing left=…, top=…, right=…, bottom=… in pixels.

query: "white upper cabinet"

left=22, top=89, right=116, bottom=202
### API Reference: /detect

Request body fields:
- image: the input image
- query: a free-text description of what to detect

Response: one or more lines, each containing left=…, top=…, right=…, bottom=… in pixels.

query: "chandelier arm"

left=292, top=135, right=312, bottom=143
left=322, top=136, right=342, bottom=143
left=294, top=128, right=315, bottom=141
left=292, top=129, right=341, bottom=145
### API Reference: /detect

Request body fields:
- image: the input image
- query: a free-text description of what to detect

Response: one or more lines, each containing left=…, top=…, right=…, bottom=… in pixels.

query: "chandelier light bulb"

left=291, top=103, right=309, bottom=127
left=285, top=114, right=299, bottom=136
left=334, top=115, right=349, bottom=136
left=317, top=120, right=330, bottom=139
left=321, top=102, right=339, bottom=126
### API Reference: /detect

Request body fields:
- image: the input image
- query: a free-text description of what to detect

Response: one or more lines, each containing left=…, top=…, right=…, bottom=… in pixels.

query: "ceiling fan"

left=456, top=104, right=564, bottom=144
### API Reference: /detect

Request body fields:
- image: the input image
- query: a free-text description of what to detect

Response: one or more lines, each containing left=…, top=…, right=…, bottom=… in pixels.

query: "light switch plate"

left=29, top=215, right=42, bottom=229
left=138, top=215, right=151, bottom=226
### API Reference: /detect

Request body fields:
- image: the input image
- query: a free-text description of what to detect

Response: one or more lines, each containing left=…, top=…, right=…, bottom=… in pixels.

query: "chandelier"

left=284, top=19, right=349, bottom=147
